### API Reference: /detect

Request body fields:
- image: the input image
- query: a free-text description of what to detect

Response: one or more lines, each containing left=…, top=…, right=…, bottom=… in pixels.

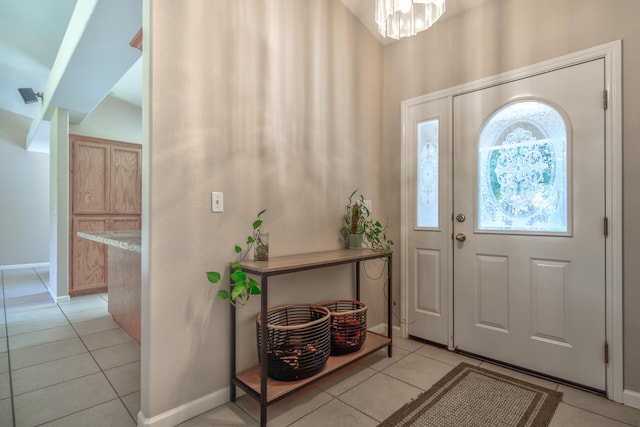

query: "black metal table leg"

left=387, top=254, right=393, bottom=358
left=355, top=261, right=360, bottom=301
left=230, top=297, right=237, bottom=401
left=260, top=275, right=268, bottom=427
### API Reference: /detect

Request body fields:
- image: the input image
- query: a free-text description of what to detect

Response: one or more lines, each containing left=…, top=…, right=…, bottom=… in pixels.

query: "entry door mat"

left=379, top=362, right=562, bottom=427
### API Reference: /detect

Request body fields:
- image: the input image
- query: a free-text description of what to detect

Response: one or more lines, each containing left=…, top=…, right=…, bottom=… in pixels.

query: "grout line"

left=2, top=268, right=138, bottom=425
left=59, top=303, right=139, bottom=423
left=1, top=269, right=17, bottom=427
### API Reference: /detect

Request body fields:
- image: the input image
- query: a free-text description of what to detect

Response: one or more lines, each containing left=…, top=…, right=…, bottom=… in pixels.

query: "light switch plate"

left=212, top=192, right=223, bottom=212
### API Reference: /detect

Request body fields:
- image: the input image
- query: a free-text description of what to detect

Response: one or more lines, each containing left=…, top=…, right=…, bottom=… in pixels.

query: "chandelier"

left=375, top=0, right=446, bottom=40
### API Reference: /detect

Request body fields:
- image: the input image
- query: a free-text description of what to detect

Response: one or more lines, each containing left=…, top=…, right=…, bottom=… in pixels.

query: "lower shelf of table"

left=234, top=331, right=391, bottom=404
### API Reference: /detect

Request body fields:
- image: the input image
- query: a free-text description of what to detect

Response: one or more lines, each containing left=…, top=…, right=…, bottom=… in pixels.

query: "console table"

left=230, top=249, right=393, bottom=427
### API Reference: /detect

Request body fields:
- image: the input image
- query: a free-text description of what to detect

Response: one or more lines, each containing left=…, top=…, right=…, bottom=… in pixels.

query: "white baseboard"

left=0, top=262, right=49, bottom=271
left=135, top=325, right=401, bottom=426
left=53, top=294, right=70, bottom=304
left=368, top=322, right=401, bottom=336
left=623, top=389, right=640, bottom=410
left=137, top=386, right=230, bottom=427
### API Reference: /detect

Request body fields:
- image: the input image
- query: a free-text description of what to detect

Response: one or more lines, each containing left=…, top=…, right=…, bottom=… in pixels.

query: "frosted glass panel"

left=417, top=119, right=439, bottom=228
left=478, top=101, right=568, bottom=232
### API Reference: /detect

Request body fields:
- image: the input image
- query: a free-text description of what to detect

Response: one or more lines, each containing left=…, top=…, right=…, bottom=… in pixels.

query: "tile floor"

left=0, top=267, right=139, bottom=426
left=2, top=267, right=640, bottom=426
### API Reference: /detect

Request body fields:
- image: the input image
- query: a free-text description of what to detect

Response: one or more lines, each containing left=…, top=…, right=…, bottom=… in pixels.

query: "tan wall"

left=70, top=95, right=142, bottom=144
left=0, top=109, right=49, bottom=266
left=382, top=0, right=640, bottom=392
left=145, top=0, right=384, bottom=418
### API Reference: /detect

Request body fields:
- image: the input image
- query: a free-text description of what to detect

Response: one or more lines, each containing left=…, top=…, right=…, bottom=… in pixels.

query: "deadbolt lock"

left=456, top=213, right=466, bottom=223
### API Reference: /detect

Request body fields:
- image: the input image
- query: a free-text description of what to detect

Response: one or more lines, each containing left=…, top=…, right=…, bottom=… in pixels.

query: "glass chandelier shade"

left=375, top=0, right=446, bottom=39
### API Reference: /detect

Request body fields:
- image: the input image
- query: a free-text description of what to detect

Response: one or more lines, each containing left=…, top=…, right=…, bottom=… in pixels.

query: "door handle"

left=455, top=233, right=466, bottom=242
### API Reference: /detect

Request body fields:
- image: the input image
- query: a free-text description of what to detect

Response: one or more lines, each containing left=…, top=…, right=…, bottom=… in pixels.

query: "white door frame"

left=400, top=40, right=622, bottom=402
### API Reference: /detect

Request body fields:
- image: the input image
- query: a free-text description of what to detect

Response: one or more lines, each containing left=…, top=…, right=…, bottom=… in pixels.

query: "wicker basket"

left=256, top=304, right=331, bottom=381
left=322, top=300, right=367, bottom=355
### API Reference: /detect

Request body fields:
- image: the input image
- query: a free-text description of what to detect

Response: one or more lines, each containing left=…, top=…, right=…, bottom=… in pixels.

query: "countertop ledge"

left=77, top=230, right=141, bottom=253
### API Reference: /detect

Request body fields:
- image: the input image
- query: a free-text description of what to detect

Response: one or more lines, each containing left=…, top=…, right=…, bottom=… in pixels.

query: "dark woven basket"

left=322, top=300, right=367, bottom=355
left=256, top=304, right=331, bottom=381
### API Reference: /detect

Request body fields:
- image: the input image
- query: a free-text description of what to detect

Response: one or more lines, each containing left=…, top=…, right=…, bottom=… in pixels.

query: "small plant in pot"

left=206, top=209, right=267, bottom=307
left=340, top=190, right=393, bottom=252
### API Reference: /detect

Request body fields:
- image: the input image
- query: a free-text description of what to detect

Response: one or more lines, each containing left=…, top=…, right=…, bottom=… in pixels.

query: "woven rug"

left=379, top=362, right=562, bottom=427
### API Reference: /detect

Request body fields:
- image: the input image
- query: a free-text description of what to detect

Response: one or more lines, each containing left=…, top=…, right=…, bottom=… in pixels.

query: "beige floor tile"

left=0, top=352, right=7, bottom=374
left=57, top=295, right=108, bottom=314
left=549, top=402, right=633, bottom=426
left=8, top=324, right=77, bottom=350
left=290, top=398, right=378, bottom=427
left=9, top=337, right=87, bottom=370
left=414, top=344, right=482, bottom=367
left=92, top=341, right=140, bottom=370
left=0, top=372, right=10, bottom=400
left=3, top=284, right=47, bottom=299
left=13, top=372, right=117, bottom=426
left=235, top=385, right=333, bottom=426
left=391, top=335, right=424, bottom=353
left=313, top=363, right=377, bottom=397
left=72, top=314, right=120, bottom=336
left=11, top=353, right=100, bottom=395
left=381, top=352, right=453, bottom=391
left=7, top=314, right=69, bottom=336
left=0, top=397, right=12, bottom=426
left=39, top=398, right=136, bottom=427
left=4, top=294, right=55, bottom=313
left=122, top=391, right=141, bottom=420
left=105, top=361, right=140, bottom=396
left=339, top=372, right=423, bottom=422
left=358, top=345, right=409, bottom=371
left=81, top=327, right=133, bottom=351
left=179, top=402, right=257, bottom=427
left=559, top=385, right=640, bottom=426
left=6, top=305, right=63, bottom=324
left=65, top=307, right=112, bottom=323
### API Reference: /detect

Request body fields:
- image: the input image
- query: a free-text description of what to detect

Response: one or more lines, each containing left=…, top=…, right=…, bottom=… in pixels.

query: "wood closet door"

left=111, top=216, right=141, bottom=230
left=72, top=141, right=110, bottom=214
left=110, top=146, right=141, bottom=215
left=72, top=216, right=110, bottom=294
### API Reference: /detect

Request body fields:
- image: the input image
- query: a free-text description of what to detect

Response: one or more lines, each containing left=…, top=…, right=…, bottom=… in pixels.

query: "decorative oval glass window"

left=477, top=100, right=569, bottom=233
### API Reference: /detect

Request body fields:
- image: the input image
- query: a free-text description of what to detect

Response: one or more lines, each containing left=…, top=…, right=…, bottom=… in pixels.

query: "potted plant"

left=340, top=190, right=367, bottom=249
left=206, top=209, right=267, bottom=306
left=340, top=190, right=393, bottom=252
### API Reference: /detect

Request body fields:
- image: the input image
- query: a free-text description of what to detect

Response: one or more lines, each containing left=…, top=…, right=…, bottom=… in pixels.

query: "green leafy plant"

left=340, top=189, right=368, bottom=236
left=340, top=190, right=393, bottom=252
left=206, top=209, right=267, bottom=306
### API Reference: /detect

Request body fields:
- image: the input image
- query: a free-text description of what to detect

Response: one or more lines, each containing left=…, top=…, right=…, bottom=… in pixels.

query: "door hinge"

left=604, top=217, right=609, bottom=237
left=603, top=90, right=608, bottom=110
left=604, top=342, right=609, bottom=364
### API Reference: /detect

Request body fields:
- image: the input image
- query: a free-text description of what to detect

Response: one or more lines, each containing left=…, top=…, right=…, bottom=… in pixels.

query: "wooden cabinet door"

left=72, top=141, right=110, bottom=214
left=110, top=216, right=141, bottom=230
left=110, top=146, right=141, bottom=215
left=71, top=216, right=110, bottom=295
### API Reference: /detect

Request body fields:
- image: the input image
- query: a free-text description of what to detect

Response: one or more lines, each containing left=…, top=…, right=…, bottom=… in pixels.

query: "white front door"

left=405, top=97, right=451, bottom=344
left=452, top=59, right=606, bottom=390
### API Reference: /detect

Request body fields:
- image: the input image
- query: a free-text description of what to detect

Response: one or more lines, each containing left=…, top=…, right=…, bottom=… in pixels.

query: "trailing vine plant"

left=206, top=209, right=267, bottom=307
left=340, top=189, right=393, bottom=252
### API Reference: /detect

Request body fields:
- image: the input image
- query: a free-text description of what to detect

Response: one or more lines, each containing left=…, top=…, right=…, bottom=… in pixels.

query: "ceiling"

left=0, top=0, right=486, bottom=149
left=0, top=0, right=142, bottom=151
left=0, top=0, right=142, bottom=120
